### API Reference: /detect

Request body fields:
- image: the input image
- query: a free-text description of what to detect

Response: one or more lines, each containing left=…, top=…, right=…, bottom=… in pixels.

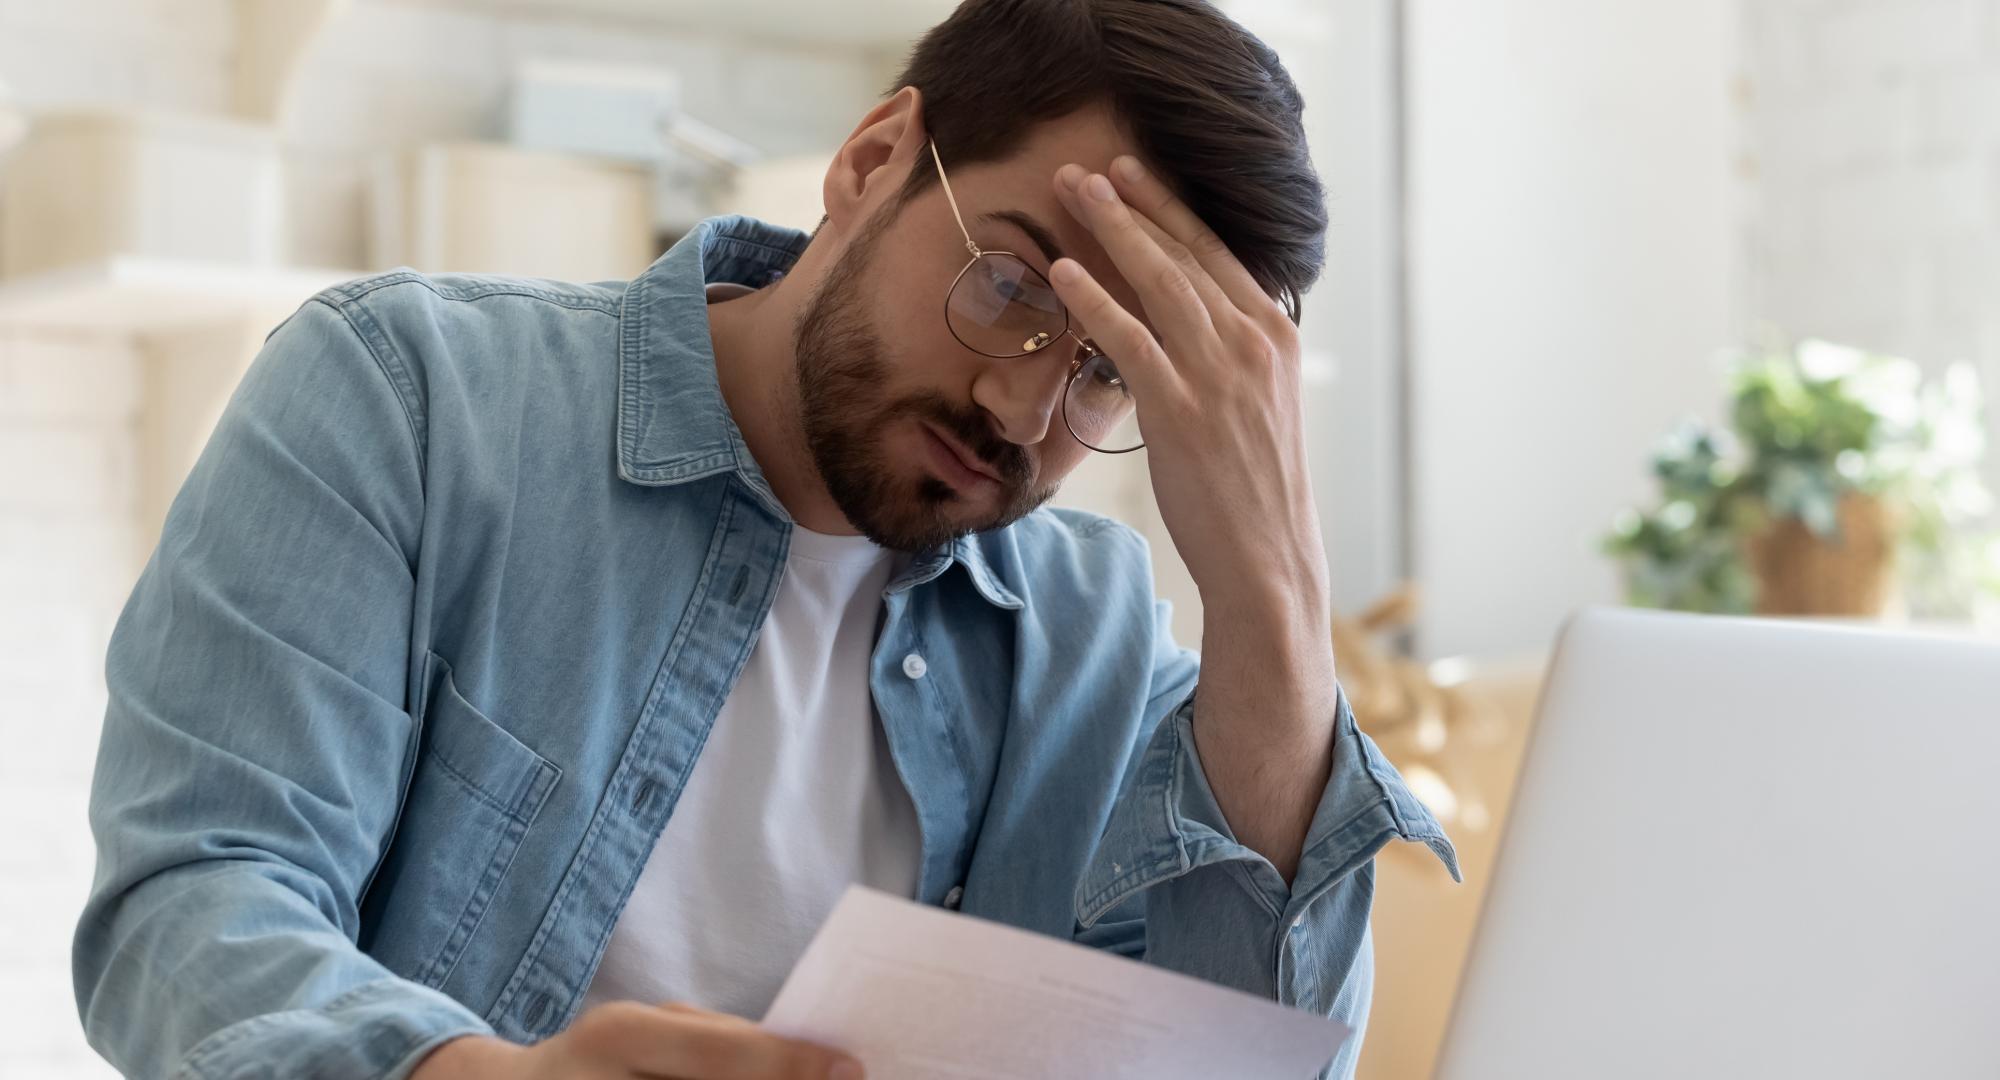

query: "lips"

left=921, top=422, right=1002, bottom=492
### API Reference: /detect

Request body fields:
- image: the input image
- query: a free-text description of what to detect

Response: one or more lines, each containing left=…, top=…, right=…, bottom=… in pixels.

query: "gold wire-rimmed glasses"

left=927, top=140, right=1144, bottom=454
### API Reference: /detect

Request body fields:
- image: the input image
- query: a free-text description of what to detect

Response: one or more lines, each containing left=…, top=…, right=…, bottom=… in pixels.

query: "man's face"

left=791, top=108, right=1153, bottom=552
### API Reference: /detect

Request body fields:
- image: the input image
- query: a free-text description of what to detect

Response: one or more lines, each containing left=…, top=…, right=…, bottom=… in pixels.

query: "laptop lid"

left=1436, top=607, right=2000, bottom=1079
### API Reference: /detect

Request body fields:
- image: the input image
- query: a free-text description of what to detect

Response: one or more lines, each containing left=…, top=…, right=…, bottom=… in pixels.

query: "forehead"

left=972, top=104, right=1138, bottom=188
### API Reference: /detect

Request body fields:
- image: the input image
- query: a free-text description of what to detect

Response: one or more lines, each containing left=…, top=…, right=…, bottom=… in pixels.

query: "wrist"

left=1201, top=569, right=1329, bottom=640
left=1200, top=566, right=1339, bottom=704
left=410, top=1033, right=525, bottom=1080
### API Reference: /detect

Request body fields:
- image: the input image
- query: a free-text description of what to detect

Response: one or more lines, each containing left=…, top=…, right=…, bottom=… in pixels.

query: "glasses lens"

left=947, top=254, right=1067, bottom=357
left=1065, top=352, right=1144, bottom=453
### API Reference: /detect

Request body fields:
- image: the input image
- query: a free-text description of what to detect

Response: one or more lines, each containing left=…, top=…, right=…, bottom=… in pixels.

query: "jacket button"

left=902, top=653, right=928, bottom=679
left=943, top=885, right=964, bottom=909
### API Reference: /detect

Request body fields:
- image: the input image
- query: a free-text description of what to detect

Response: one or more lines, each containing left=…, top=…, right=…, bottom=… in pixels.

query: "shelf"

left=0, top=256, right=362, bottom=334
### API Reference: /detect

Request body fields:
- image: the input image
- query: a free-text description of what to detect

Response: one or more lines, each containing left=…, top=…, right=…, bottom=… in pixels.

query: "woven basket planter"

left=1743, top=493, right=1895, bottom=616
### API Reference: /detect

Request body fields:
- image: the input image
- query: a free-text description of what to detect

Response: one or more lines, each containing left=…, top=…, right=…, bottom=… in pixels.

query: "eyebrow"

left=977, top=209, right=1066, bottom=268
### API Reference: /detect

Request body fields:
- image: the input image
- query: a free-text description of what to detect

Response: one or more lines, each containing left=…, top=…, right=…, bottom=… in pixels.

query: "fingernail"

left=829, top=1060, right=864, bottom=1080
left=1057, top=163, right=1085, bottom=190
left=1051, top=258, right=1082, bottom=285
left=1114, top=155, right=1145, bottom=182
left=1085, top=173, right=1115, bottom=202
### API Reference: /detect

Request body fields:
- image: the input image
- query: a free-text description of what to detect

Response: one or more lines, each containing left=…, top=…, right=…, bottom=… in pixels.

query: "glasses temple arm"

left=928, top=140, right=982, bottom=259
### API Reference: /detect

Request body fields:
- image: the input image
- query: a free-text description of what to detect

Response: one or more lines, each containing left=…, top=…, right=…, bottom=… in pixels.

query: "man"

left=75, top=0, right=1455, bottom=1077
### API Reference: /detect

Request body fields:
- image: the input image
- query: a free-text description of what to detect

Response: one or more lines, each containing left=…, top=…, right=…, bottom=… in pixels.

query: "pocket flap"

left=423, top=650, right=560, bottom=824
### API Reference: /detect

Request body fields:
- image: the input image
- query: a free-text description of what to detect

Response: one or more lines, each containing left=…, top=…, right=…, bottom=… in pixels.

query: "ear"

left=822, top=86, right=926, bottom=236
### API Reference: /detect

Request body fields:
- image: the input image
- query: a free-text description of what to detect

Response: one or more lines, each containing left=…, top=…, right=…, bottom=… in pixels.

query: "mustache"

left=894, top=391, right=1033, bottom=488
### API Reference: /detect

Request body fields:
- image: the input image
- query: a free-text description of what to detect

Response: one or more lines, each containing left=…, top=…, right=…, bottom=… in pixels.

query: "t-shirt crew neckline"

left=785, top=524, right=891, bottom=568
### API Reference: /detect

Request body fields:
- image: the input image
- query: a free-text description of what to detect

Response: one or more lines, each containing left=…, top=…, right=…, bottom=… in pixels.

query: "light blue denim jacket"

left=75, top=215, right=1457, bottom=1080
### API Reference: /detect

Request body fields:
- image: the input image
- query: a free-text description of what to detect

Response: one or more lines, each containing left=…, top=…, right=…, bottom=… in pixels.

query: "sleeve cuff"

left=171, top=977, right=492, bottom=1080
left=1076, top=684, right=1460, bottom=929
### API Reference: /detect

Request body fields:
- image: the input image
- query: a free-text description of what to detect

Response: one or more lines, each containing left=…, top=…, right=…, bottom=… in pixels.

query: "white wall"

left=1229, top=0, right=1410, bottom=620
left=1405, top=0, right=1744, bottom=660
left=0, top=1, right=236, bottom=115
left=1743, top=0, right=2000, bottom=492
left=0, top=329, right=140, bottom=1080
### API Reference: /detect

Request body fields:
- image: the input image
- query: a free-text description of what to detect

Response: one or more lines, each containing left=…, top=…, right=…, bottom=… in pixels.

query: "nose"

left=970, top=332, right=1079, bottom=446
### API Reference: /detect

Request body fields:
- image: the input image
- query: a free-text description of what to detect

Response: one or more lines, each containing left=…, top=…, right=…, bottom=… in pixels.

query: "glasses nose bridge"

left=1017, top=323, right=1091, bottom=366
left=1050, top=326, right=1098, bottom=371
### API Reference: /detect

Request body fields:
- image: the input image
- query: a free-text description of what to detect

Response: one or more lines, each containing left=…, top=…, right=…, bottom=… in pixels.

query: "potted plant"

left=1605, top=340, right=2000, bottom=621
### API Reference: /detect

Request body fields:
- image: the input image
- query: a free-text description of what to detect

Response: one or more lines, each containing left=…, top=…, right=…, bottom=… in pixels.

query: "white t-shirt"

left=580, top=434, right=924, bottom=1019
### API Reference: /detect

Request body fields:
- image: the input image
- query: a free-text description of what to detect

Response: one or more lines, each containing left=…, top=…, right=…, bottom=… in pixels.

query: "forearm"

left=1190, top=574, right=1340, bottom=885
left=76, top=861, right=488, bottom=1079
left=72, top=295, right=462, bottom=1077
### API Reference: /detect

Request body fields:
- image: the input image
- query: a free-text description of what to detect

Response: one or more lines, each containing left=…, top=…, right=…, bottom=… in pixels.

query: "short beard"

left=791, top=206, right=1056, bottom=552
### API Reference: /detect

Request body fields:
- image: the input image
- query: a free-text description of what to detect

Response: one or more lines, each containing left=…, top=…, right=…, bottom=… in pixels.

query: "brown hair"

left=887, top=0, right=1326, bottom=322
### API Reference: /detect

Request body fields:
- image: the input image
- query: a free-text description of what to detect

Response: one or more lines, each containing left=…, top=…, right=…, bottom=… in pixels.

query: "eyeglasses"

left=928, top=140, right=1144, bottom=454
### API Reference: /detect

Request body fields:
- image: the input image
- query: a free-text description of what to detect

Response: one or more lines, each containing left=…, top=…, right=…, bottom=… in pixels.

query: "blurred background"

left=1, top=1, right=1995, bottom=1077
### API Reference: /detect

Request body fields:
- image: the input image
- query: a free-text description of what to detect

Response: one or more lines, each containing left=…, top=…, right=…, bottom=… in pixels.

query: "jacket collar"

left=614, top=214, right=801, bottom=501
left=613, top=214, right=1023, bottom=611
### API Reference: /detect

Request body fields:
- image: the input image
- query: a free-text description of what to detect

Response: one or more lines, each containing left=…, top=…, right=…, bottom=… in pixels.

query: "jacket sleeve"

left=1076, top=599, right=1459, bottom=1080
left=73, top=299, right=491, bottom=1079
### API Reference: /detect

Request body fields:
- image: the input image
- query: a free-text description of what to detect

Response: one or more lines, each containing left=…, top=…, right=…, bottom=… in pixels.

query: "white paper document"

left=761, top=886, right=1349, bottom=1079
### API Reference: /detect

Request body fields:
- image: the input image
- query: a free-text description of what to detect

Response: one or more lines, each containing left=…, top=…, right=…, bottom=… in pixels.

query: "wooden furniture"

left=1358, top=656, right=1545, bottom=1080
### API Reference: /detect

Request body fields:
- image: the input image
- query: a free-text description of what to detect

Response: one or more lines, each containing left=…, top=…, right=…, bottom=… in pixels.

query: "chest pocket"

left=360, top=650, right=561, bottom=989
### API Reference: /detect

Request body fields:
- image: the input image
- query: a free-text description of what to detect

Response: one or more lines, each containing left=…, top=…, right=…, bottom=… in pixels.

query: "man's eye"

left=990, top=275, right=1025, bottom=301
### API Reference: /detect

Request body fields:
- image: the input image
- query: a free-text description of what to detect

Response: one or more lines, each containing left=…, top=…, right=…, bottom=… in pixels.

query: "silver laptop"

left=1435, top=606, right=2000, bottom=1079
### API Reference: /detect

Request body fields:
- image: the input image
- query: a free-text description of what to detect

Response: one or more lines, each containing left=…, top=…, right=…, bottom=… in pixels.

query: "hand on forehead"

left=938, top=108, right=1164, bottom=336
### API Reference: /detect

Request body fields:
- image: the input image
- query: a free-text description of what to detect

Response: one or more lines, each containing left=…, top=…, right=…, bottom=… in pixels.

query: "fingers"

left=567, top=1000, right=862, bottom=1079
left=1050, top=164, right=1217, bottom=351
left=1104, top=154, right=1288, bottom=326
left=1045, top=255, right=1176, bottom=404
left=1052, top=165, right=1235, bottom=325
